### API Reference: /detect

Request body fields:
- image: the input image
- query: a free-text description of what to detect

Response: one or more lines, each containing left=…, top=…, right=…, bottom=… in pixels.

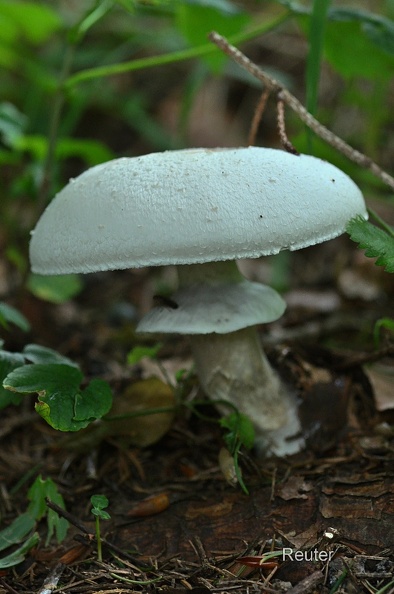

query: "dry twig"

left=209, top=31, right=394, bottom=192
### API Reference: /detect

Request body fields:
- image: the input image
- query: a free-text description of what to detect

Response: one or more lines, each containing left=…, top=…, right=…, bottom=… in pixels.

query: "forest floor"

left=0, top=256, right=393, bottom=594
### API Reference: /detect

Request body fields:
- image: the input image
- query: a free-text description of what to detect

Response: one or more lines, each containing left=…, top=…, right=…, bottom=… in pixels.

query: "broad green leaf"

left=3, top=363, right=112, bottom=431
left=0, top=350, right=25, bottom=408
left=324, top=20, right=394, bottom=79
left=74, top=379, right=113, bottom=423
left=0, top=532, right=39, bottom=569
left=3, top=363, right=83, bottom=394
left=281, top=2, right=394, bottom=79
left=0, top=512, right=35, bottom=552
left=347, top=217, right=394, bottom=273
left=0, top=2, right=61, bottom=44
left=329, top=8, right=394, bottom=56
left=27, top=274, right=83, bottom=304
left=0, top=302, right=30, bottom=332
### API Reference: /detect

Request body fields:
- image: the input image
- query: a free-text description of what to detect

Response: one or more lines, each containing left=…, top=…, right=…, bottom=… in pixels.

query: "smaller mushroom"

left=29, top=147, right=367, bottom=455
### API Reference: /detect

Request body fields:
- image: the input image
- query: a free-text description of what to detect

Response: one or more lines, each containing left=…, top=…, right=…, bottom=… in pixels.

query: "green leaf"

left=14, top=135, right=114, bottom=167
left=91, top=494, right=111, bottom=520
left=220, top=412, right=255, bottom=451
left=347, top=217, right=394, bottom=273
left=91, top=494, right=109, bottom=510
left=4, top=363, right=83, bottom=394
left=127, top=343, right=163, bottom=365
left=0, top=512, right=35, bottom=553
left=0, top=1, right=61, bottom=44
left=329, top=8, right=394, bottom=56
left=27, top=273, right=83, bottom=304
left=0, top=532, right=39, bottom=569
left=28, top=476, right=69, bottom=545
left=23, top=344, right=79, bottom=367
left=324, top=12, right=394, bottom=79
left=0, top=349, right=25, bottom=409
left=3, top=364, right=112, bottom=431
left=74, top=379, right=113, bottom=423
left=0, top=102, right=28, bottom=148
left=175, top=1, right=250, bottom=72
left=0, top=302, right=30, bottom=332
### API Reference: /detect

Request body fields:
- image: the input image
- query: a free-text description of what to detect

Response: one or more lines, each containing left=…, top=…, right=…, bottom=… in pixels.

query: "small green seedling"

left=373, top=317, right=394, bottom=348
left=90, top=494, right=110, bottom=562
left=220, top=411, right=255, bottom=495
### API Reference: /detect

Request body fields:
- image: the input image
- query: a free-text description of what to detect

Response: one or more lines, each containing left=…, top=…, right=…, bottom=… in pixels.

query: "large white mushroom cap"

left=30, top=147, right=367, bottom=274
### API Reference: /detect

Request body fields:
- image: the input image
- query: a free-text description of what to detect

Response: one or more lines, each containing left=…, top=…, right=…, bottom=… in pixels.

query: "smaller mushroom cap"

left=137, top=282, right=286, bottom=335
left=30, top=147, right=367, bottom=275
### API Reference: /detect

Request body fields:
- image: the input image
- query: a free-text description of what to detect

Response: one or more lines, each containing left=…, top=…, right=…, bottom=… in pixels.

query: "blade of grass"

left=306, top=0, right=331, bottom=115
left=306, top=0, right=331, bottom=149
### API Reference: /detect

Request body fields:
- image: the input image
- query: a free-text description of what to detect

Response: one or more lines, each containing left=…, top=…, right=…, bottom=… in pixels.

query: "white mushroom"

left=29, top=147, right=367, bottom=455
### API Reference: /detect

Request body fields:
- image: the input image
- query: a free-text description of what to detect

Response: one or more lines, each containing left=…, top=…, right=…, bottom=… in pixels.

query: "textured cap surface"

left=30, top=147, right=367, bottom=274
left=137, top=282, right=286, bottom=335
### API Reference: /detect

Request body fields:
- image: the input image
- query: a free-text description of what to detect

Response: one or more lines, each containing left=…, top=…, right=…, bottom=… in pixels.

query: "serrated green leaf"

left=347, top=217, right=394, bottom=273
left=27, top=476, right=69, bottom=545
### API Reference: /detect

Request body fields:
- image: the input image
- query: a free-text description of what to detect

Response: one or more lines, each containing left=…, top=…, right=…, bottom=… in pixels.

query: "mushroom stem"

left=189, top=327, right=287, bottom=431
left=176, top=261, right=288, bottom=432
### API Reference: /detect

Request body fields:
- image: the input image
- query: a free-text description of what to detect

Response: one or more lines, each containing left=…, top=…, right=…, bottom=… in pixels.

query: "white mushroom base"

left=189, top=327, right=305, bottom=457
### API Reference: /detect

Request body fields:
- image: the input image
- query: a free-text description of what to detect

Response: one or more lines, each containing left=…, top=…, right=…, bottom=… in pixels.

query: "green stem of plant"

left=39, top=43, right=76, bottom=210
left=95, top=516, right=102, bottom=562
left=64, top=12, right=290, bottom=89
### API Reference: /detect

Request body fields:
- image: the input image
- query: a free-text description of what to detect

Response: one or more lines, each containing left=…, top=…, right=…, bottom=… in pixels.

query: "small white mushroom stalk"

left=138, top=260, right=304, bottom=455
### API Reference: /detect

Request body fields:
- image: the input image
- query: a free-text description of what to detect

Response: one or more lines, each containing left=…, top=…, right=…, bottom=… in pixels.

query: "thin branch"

left=208, top=31, right=394, bottom=192
left=248, top=89, right=270, bottom=146
left=276, top=95, right=299, bottom=155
